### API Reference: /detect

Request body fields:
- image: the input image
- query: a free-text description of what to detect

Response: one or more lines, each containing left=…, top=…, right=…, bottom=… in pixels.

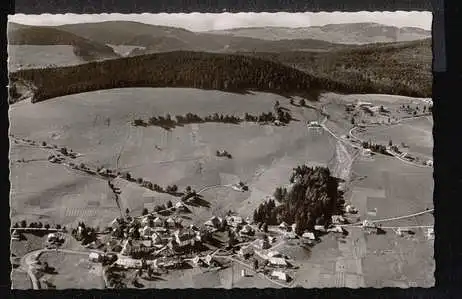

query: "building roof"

left=269, top=257, right=287, bottom=265
left=302, top=232, right=316, bottom=240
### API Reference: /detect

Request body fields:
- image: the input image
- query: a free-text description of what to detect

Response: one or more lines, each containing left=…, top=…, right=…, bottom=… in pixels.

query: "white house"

left=89, top=252, right=102, bottom=263
left=425, top=160, right=433, bottom=167
left=271, top=270, right=290, bottom=282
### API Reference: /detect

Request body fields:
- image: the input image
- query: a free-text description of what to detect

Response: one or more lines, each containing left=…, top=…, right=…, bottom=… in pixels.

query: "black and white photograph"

left=8, top=11, right=434, bottom=289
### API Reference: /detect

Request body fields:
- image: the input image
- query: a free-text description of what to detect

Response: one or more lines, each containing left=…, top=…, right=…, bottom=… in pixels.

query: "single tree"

left=388, top=140, right=393, bottom=147
left=262, top=223, right=269, bottom=233
left=142, top=208, right=149, bottom=216
left=166, top=201, right=173, bottom=209
left=125, top=208, right=130, bottom=216
left=299, top=99, right=306, bottom=107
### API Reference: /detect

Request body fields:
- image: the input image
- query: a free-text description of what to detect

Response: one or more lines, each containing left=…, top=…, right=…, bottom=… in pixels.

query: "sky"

left=9, top=11, right=432, bottom=32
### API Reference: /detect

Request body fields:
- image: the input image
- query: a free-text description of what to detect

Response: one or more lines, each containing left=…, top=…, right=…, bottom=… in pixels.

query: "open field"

left=11, top=269, right=32, bottom=289
left=8, top=45, right=84, bottom=71
left=37, top=251, right=106, bottom=289
left=355, top=116, right=433, bottom=157
left=10, top=88, right=326, bottom=226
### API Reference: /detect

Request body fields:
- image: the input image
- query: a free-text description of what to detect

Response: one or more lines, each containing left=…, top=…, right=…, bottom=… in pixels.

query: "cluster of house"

left=110, top=214, right=205, bottom=257
left=204, top=215, right=254, bottom=237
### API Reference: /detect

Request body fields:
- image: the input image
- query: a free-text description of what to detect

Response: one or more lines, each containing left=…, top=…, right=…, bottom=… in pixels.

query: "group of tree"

left=71, top=222, right=97, bottom=245
left=133, top=109, right=293, bottom=131
left=11, top=51, right=332, bottom=104
left=253, top=165, right=341, bottom=235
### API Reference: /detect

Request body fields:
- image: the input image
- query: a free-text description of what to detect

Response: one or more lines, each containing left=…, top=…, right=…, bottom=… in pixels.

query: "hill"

left=7, top=23, right=120, bottom=62
left=55, top=21, right=342, bottom=52
left=9, top=50, right=429, bottom=105
left=205, top=22, right=431, bottom=44
left=242, top=38, right=432, bottom=99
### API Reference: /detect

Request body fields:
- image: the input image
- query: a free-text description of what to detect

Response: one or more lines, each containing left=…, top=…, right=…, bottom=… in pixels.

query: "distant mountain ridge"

left=205, top=22, right=431, bottom=44
left=7, top=23, right=120, bottom=63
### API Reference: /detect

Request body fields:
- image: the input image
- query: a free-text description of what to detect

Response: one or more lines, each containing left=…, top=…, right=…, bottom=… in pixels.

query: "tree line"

left=10, top=50, right=378, bottom=104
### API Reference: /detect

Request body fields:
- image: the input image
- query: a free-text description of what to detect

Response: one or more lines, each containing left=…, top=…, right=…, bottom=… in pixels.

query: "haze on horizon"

left=9, top=11, right=432, bottom=32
